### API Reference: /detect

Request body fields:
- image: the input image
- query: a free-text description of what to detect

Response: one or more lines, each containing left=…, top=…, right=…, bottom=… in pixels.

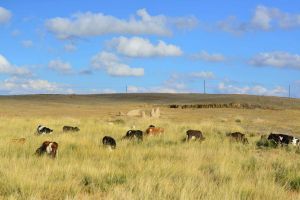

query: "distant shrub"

left=235, top=119, right=242, bottom=123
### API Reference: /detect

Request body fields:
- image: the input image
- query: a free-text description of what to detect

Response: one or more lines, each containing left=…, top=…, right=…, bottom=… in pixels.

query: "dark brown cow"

left=146, top=127, right=164, bottom=135
left=186, top=130, right=205, bottom=141
left=227, top=132, right=248, bottom=144
left=35, top=141, right=58, bottom=158
left=63, top=126, right=80, bottom=132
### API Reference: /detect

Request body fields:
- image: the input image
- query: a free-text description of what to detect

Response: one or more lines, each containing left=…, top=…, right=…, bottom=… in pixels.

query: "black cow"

left=122, top=130, right=143, bottom=141
left=186, top=130, right=205, bottom=141
left=267, top=133, right=298, bottom=146
left=36, top=125, right=53, bottom=135
left=63, top=126, right=80, bottom=132
left=102, top=136, right=116, bottom=149
left=227, top=132, right=249, bottom=144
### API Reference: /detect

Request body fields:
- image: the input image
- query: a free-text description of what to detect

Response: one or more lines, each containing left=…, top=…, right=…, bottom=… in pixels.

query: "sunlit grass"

left=0, top=96, right=300, bottom=199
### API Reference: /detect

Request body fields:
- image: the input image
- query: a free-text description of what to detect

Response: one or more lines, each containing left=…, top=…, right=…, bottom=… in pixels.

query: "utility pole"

left=203, top=80, right=206, bottom=94
left=289, top=84, right=291, bottom=98
left=126, top=85, right=128, bottom=93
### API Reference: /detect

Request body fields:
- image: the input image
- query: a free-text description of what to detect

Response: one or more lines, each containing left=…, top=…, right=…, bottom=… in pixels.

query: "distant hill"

left=0, top=93, right=299, bottom=109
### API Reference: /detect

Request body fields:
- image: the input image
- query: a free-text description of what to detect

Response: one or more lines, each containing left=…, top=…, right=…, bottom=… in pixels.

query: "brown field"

left=1, top=93, right=300, bottom=199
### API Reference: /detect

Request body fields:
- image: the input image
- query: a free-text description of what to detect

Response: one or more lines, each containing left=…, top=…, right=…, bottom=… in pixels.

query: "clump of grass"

left=289, top=177, right=300, bottom=191
left=256, top=138, right=278, bottom=148
left=112, top=119, right=125, bottom=125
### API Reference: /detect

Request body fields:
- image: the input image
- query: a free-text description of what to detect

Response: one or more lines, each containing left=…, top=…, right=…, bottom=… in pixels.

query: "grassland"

left=1, top=94, right=300, bottom=199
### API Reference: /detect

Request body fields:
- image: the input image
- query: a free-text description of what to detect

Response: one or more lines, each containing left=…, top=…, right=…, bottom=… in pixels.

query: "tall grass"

left=0, top=115, right=300, bottom=200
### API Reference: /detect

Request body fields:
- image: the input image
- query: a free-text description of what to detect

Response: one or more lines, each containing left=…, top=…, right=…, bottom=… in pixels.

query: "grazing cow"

left=149, top=125, right=155, bottom=128
left=227, top=132, right=249, bottom=144
left=36, top=125, right=53, bottom=135
left=35, top=141, right=58, bottom=158
left=63, top=126, right=80, bottom=132
left=123, top=130, right=143, bottom=141
left=102, top=136, right=116, bottom=149
left=186, top=130, right=205, bottom=141
left=267, top=133, right=298, bottom=146
left=145, top=127, right=164, bottom=136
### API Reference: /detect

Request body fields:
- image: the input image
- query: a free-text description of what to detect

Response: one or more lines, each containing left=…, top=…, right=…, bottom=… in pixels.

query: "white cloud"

left=46, top=9, right=170, bottom=39
left=21, top=40, right=33, bottom=48
left=0, top=54, right=32, bottom=76
left=48, top=59, right=72, bottom=74
left=250, top=52, right=300, bottom=69
left=127, top=85, right=186, bottom=93
left=0, top=77, right=73, bottom=94
left=109, top=36, right=182, bottom=57
left=217, top=5, right=300, bottom=34
left=91, top=51, right=144, bottom=77
left=0, top=7, right=11, bottom=24
left=64, top=43, right=77, bottom=52
left=218, top=82, right=287, bottom=96
left=191, top=51, right=225, bottom=62
left=251, top=5, right=273, bottom=30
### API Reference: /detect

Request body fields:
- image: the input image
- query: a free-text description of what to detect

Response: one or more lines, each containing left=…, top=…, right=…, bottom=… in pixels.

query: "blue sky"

left=0, top=1, right=300, bottom=97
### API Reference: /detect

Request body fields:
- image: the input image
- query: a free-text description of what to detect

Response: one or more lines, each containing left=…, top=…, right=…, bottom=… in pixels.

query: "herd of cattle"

left=28, top=124, right=300, bottom=159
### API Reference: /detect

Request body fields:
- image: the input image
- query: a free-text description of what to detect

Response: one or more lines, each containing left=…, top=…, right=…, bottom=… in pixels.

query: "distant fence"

left=168, top=103, right=275, bottom=110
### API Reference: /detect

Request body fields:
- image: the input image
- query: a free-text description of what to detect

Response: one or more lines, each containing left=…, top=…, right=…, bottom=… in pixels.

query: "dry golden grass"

left=0, top=94, right=300, bottom=199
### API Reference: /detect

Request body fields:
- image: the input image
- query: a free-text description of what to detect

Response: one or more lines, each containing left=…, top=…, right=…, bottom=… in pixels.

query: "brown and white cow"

left=35, top=141, right=58, bottom=158
left=145, top=126, right=164, bottom=136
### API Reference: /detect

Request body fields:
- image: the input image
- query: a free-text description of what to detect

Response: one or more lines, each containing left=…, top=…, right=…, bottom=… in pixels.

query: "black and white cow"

left=36, top=125, right=53, bottom=135
left=267, top=133, right=299, bottom=146
left=102, top=136, right=116, bottom=149
left=122, top=130, right=143, bottom=141
left=63, top=126, right=80, bottom=132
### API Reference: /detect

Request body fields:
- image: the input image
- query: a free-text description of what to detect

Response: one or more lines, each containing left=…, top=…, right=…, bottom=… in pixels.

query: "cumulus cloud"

left=249, top=52, right=300, bottom=69
left=91, top=51, right=144, bottom=76
left=0, top=77, right=73, bottom=94
left=217, top=5, right=300, bottom=34
left=21, top=40, right=33, bottom=48
left=191, top=51, right=226, bottom=62
left=218, top=82, right=287, bottom=96
left=0, top=54, right=32, bottom=76
left=46, top=9, right=170, bottom=39
left=109, top=36, right=182, bottom=57
left=48, top=59, right=73, bottom=74
left=0, top=7, right=11, bottom=24
left=46, top=9, right=198, bottom=39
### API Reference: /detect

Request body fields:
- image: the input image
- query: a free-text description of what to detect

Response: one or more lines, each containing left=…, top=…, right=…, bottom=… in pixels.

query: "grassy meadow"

left=1, top=94, right=300, bottom=199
